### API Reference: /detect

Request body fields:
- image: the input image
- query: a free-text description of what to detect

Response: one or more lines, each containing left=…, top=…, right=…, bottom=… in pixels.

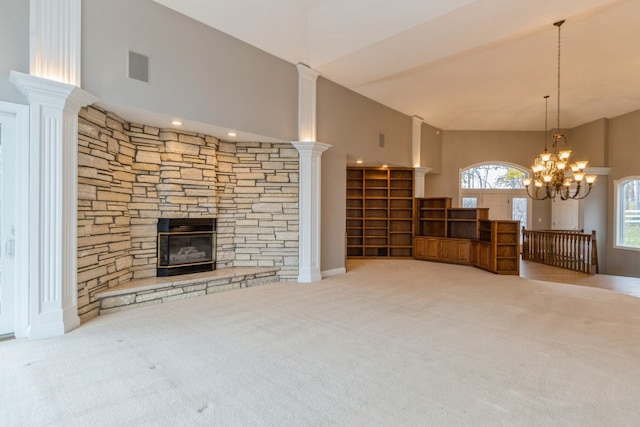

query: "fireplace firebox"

left=157, top=218, right=217, bottom=277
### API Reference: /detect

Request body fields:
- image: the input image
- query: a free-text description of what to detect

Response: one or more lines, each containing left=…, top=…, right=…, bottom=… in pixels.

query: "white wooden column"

left=11, top=72, right=97, bottom=338
left=292, top=142, right=331, bottom=282
left=30, top=0, right=82, bottom=86
left=414, top=167, right=431, bottom=198
left=293, top=63, right=331, bottom=282
left=411, top=115, right=431, bottom=197
left=412, top=115, right=423, bottom=168
left=9, top=0, right=97, bottom=338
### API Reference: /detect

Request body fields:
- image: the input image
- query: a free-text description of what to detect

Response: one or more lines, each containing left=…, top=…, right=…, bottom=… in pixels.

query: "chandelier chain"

left=522, top=19, right=596, bottom=201
left=556, top=21, right=562, bottom=133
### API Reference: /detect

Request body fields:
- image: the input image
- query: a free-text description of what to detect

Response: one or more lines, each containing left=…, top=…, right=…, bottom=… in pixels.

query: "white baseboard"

left=321, top=267, right=346, bottom=278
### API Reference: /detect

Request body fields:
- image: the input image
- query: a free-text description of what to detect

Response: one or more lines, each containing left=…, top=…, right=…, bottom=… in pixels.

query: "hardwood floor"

left=520, top=259, right=640, bottom=298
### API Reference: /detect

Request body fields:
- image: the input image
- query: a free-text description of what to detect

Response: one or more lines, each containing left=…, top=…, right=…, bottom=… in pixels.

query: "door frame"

left=0, top=101, right=29, bottom=338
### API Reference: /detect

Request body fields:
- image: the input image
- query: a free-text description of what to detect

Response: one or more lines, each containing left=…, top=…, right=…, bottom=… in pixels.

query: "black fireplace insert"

left=157, top=218, right=217, bottom=277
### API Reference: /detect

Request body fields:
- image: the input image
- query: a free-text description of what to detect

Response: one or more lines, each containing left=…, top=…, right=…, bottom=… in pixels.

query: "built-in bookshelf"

left=472, top=220, right=520, bottom=274
left=346, top=167, right=414, bottom=258
left=413, top=197, right=518, bottom=274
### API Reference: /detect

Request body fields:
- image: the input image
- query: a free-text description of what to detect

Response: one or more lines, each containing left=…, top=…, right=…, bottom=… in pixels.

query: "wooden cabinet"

left=471, top=240, right=492, bottom=271
left=413, top=198, right=484, bottom=266
left=346, top=167, right=413, bottom=258
left=441, top=238, right=471, bottom=264
left=413, top=198, right=518, bottom=274
left=414, top=236, right=441, bottom=261
left=472, top=220, right=520, bottom=275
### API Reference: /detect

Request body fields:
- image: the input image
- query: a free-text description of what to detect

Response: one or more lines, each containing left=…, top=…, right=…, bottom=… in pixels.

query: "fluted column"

left=30, top=0, right=82, bottom=86
left=11, top=72, right=97, bottom=338
left=292, top=142, right=331, bottom=282
left=9, top=0, right=96, bottom=338
left=294, top=63, right=331, bottom=282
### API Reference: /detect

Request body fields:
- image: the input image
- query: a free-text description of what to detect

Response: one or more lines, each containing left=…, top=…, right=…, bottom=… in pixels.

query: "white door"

left=0, top=110, right=16, bottom=337
left=481, top=193, right=510, bottom=220
left=552, top=198, right=579, bottom=230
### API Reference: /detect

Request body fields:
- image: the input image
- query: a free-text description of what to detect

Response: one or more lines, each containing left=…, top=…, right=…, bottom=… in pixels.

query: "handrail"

left=521, top=228, right=598, bottom=274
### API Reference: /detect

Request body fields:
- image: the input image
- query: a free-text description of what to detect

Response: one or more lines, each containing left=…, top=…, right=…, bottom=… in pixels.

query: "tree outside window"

left=461, top=164, right=527, bottom=189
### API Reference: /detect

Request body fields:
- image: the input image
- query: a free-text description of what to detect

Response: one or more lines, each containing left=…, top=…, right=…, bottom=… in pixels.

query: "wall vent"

left=128, top=51, right=149, bottom=82
left=379, top=133, right=385, bottom=148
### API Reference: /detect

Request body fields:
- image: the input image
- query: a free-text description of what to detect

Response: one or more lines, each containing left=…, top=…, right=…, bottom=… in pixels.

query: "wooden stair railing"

left=521, top=228, right=598, bottom=274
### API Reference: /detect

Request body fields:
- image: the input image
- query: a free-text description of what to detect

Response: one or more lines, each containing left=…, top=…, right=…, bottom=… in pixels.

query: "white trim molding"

left=321, top=267, right=346, bottom=278
left=292, top=141, right=331, bottom=283
left=10, top=71, right=98, bottom=338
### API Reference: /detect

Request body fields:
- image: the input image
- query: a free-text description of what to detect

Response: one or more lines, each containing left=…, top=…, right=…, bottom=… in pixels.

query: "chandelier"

left=523, top=20, right=596, bottom=200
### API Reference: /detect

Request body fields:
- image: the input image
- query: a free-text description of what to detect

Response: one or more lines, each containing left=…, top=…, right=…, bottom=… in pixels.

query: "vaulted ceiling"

left=154, top=0, right=640, bottom=131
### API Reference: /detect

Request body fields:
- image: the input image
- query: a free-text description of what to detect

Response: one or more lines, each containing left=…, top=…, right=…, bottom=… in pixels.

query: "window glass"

left=461, top=164, right=527, bottom=189
left=462, top=197, right=477, bottom=208
left=618, top=179, right=640, bottom=248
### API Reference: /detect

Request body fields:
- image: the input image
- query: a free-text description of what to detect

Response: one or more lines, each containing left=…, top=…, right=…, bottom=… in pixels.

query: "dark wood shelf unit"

left=472, top=220, right=520, bottom=275
left=413, top=198, right=518, bottom=274
left=346, top=167, right=414, bottom=258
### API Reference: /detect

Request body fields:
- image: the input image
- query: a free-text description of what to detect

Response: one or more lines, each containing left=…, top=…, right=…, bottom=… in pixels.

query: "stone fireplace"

left=157, top=218, right=217, bottom=277
left=76, top=105, right=300, bottom=321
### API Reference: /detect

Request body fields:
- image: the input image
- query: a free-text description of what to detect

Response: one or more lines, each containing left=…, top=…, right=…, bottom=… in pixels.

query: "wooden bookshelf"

left=472, top=220, right=520, bottom=274
left=413, top=198, right=518, bottom=274
left=346, top=167, right=414, bottom=258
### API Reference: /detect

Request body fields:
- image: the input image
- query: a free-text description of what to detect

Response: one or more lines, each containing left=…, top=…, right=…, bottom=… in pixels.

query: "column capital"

left=292, top=141, right=332, bottom=156
left=10, top=71, right=98, bottom=111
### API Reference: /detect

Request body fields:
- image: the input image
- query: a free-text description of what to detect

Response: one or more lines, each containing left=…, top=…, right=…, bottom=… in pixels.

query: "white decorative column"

left=30, top=0, right=82, bottom=85
left=292, top=142, right=331, bottom=282
left=11, top=72, right=97, bottom=338
left=9, top=0, right=97, bottom=338
left=414, top=167, right=431, bottom=198
left=412, top=115, right=423, bottom=168
left=411, top=115, right=431, bottom=197
left=293, top=63, right=331, bottom=282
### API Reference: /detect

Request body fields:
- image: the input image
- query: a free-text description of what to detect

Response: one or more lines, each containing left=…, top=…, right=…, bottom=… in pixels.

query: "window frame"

left=614, top=176, right=640, bottom=251
left=458, top=162, right=531, bottom=229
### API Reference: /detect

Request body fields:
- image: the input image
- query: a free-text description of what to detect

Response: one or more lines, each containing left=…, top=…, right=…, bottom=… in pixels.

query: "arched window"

left=461, top=163, right=528, bottom=189
left=459, top=162, right=530, bottom=229
left=615, top=176, right=640, bottom=250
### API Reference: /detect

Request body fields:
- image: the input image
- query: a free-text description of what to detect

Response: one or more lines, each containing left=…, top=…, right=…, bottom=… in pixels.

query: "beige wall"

left=0, top=0, right=28, bottom=104
left=606, top=110, right=640, bottom=277
left=316, top=78, right=413, bottom=272
left=82, top=0, right=298, bottom=141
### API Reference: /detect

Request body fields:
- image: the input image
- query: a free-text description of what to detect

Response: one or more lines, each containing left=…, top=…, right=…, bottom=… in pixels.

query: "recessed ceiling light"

left=171, top=120, right=182, bottom=126
left=356, top=160, right=363, bottom=164
left=227, top=132, right=237, bottom=137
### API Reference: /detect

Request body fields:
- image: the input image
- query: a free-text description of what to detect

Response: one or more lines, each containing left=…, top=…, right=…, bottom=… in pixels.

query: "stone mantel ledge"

left=94, top=266, right=280, bottom=299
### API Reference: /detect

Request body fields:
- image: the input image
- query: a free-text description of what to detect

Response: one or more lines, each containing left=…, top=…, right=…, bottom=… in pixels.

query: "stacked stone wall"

left=77, top=107, right=134, bottom=320
left=77, top=105, right=299, bottom=321
left=217, top=141, right=299, bottom=281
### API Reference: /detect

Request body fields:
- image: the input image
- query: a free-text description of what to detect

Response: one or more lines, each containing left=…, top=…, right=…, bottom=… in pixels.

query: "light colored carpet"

left=2, top=259, right=640, bottom=426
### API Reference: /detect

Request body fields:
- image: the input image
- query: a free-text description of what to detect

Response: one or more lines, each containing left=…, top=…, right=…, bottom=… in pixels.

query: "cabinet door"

left=414, top=238, right=426, bottom=259
left=424, top=238, right=440, bottom=260
left=439, top=239, right=453, bottom=261
left=454, top=240, right=471, bottom=264
left=479, top=243, right=492, bottom=270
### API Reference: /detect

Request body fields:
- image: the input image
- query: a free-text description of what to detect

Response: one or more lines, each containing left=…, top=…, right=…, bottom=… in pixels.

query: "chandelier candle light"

left=523, top=20, right=596, bottom=200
